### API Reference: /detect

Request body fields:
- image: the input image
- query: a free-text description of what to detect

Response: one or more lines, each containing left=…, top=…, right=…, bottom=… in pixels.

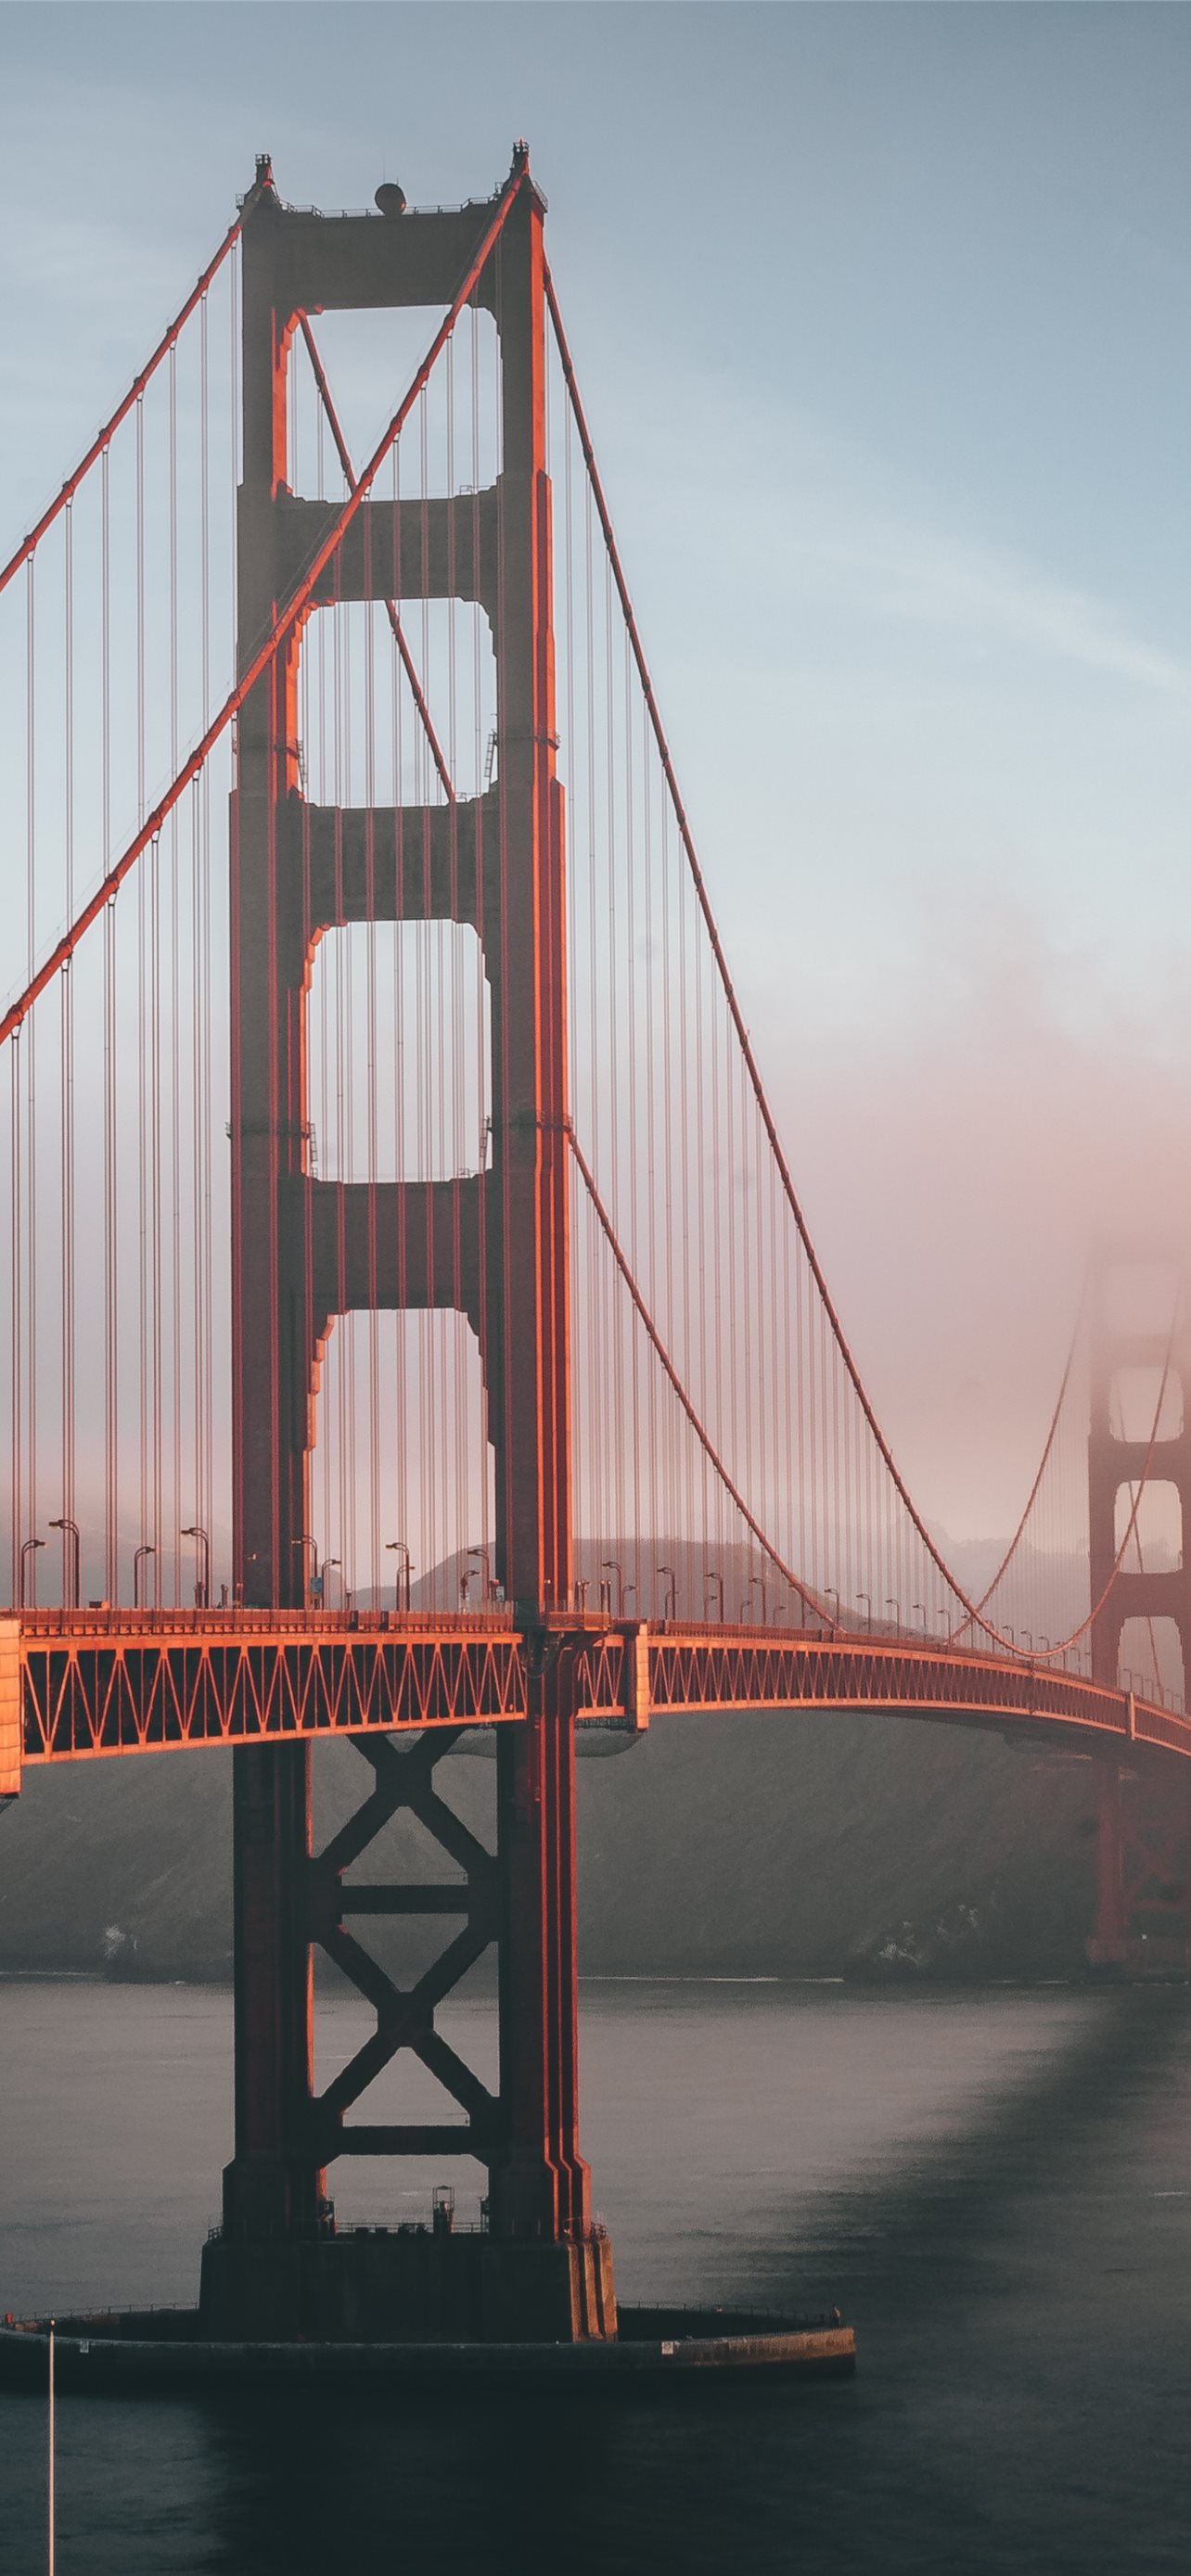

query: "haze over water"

left=3, top=1976, right=1190, bottom=2574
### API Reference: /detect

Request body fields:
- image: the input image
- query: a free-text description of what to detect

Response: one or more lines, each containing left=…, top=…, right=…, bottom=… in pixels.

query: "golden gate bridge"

left=0, top=146, right=1187, bottom=2350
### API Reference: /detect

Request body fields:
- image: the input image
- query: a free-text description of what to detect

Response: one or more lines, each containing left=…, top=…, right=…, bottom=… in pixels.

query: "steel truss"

left=12, top=1613, right=1191, bottom=1770
left=305, top=1729, right=501, bottom=2166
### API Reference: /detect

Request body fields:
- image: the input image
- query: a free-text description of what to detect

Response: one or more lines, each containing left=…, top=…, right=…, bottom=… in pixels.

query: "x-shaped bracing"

left=305, top=1730, right=500, bottom=2163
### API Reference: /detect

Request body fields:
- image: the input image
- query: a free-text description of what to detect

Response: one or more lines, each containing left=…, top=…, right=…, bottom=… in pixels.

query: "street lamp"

left=912, top=1603, right=927, bottom=1635
left=601, top=1559, right=623, bottom=1617
left=19, top=1537, right=45, bottom=1607
left=885, top=1597, right=902, bottom=1631
left=134, top=1543, right=156, bottom=1609
left=656, top=1564, right=676, bottom=1622
left=292, top=1534, right=320, bottom=1606
left=48, top=1517, right=80, bottom=1610
left=181, top=1524, right=210, bottom=1609
left=936, top=1610, right=950, bottom=1641
left=856, top=1591, right=871, bottom=1626
left=824, top=1587, right=839, bottom=1631
left=386, top=1540, right=413, bottom=1613
left=468, top=1545, right=493, bottom=1605
left=749, top=1576, right=769, bottom=1624
left=324, top=1557, right=343, bottom=1610
left=704, top=1568, right=724, bottom=1622
left=622, top=1584, right=637, bottom=1616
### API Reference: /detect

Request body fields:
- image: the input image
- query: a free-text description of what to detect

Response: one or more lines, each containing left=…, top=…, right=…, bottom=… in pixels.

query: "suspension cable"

left=544, top=261, right=1114, bottom=1657
left=954, top=1274, right=1089, bottom=1632
left=0, top=214, right=244, bottom=601
left=0, top=171, right=526, bottom=1049
left=566, top=1123, right=827, bottom=1624
left=298, top=314, right=457, bottom=806
left=570, top=1110, right=1176, bottom=1664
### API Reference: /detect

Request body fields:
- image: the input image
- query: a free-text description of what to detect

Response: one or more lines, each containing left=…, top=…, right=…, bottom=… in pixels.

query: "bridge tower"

left=1087, top=1250, right=1191, bottom=1975
left=201, top=149, right=613, bottom=2340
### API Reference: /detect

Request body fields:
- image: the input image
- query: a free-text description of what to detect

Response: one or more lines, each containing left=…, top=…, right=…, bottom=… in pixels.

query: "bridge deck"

left=2, top=1613, right=1186, bottom=1789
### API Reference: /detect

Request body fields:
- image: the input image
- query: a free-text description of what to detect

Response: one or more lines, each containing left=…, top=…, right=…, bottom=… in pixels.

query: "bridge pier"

left=220, top=1742, right=323, bottom=2244
left=200, top=1670, right=613, bottom=2345
left=1087, top=1254, right=1191, bottom=1977
left=1086, top=1755, right=1191, bottom=1979
left=213, top=152, right=614, bottom=2336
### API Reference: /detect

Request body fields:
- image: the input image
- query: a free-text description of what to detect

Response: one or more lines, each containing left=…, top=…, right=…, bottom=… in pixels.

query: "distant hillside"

left=0, top=1707, right=1097, bottom=1983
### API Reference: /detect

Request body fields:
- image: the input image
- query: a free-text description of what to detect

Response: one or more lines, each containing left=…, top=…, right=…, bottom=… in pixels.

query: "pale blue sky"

left=2, top=0, right=1188, bottom=1528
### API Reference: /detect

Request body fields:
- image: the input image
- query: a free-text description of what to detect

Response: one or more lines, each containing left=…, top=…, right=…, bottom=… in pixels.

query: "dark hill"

left=0, top=1706, right=1096, bottom=1983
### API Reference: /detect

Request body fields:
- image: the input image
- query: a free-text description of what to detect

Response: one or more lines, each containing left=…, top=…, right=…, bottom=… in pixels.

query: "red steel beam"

left=10, top=1614, right=1189, bottom=1772
left=17, top=1613, right=525, bottom=1765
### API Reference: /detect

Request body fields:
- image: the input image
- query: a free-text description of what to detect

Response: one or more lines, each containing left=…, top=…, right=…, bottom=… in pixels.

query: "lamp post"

left=324, top=1557, right=343, bottom=1610
left=824, top=1587, right=839, bottom=1631
left=704, top=1568, right=724, bottom=1622
left=601, top=1559, right=623, bottom=1617
left=622, top=1584, right=637, bottom=1617
left=386, top=1540, right=413, bottom=1613
left=468, top=1544, right=493, bottom=1605
left=48, top=1517, right=80, bottom=1610
left=133, top=1543, right=156, bottom=1609
left=936, top=1610, right=951, bottom=1642
left=19, top=1537, right=45, bottom=1607
left=885, top=1597, right=902, bottom=1632
left=912, top=1602, right=928, bottom=1636
left=291, top=1534, right=320, bottom=1606
left=749, top=1575, right=768, bottom=1624
left=656, top=1564, right=676, bottom=1622
left=856, top=1591, right=871, bottom=1626
left=180, top=1524, right=210, bottom=1609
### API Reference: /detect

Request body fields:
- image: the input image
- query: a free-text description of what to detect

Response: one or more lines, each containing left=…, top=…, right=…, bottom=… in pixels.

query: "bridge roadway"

left=2, top=1610, right=1187, bottom=1793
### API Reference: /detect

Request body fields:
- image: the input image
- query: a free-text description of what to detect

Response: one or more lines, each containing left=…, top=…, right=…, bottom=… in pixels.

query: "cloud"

left=789, top=515, right=1191, bottom=699
left=764, top=883, right=1191, bottom=1541
left=596, top=345, right=1191, bottom=707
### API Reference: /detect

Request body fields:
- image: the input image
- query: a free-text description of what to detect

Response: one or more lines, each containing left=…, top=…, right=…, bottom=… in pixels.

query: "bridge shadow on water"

left=5, top=1985, right=1189, bottom=2576
left=754, top=1984, right=1191, bottom=2576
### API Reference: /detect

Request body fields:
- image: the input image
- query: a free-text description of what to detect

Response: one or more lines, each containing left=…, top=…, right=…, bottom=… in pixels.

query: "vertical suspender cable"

left=25, top=563, right=37, bottom=1597
left=169, top=343, right=182, bottom=1602
left=61, top=499, right=76, bottom=1596
left=101, top=449, right=118, bottom=1600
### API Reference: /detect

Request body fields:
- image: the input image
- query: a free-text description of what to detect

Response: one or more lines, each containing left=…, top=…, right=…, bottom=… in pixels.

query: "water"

left=2, top=1975, right=1189, bottom=2573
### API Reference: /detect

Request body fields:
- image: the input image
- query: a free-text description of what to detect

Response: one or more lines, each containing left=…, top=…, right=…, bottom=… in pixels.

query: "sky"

left=2, top=0, right=1189, bottom=1539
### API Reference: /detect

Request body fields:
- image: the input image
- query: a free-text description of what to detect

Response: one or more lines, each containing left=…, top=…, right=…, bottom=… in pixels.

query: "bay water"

left=2, top=1976, right=1188, bottom=2572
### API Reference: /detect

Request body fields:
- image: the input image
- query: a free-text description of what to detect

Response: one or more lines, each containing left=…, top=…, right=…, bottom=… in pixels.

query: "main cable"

left=544, top=262, right=1115, bottom=1661
left=0, top=211, right=244, bottom=602
left=1, top=170, right=527, bottom=1049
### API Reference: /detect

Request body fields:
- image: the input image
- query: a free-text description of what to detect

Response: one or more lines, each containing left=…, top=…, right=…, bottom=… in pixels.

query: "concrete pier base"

left=0, top=2305, right=856, bottom=2390
left=198, top=2224, right=618, bottom=2344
